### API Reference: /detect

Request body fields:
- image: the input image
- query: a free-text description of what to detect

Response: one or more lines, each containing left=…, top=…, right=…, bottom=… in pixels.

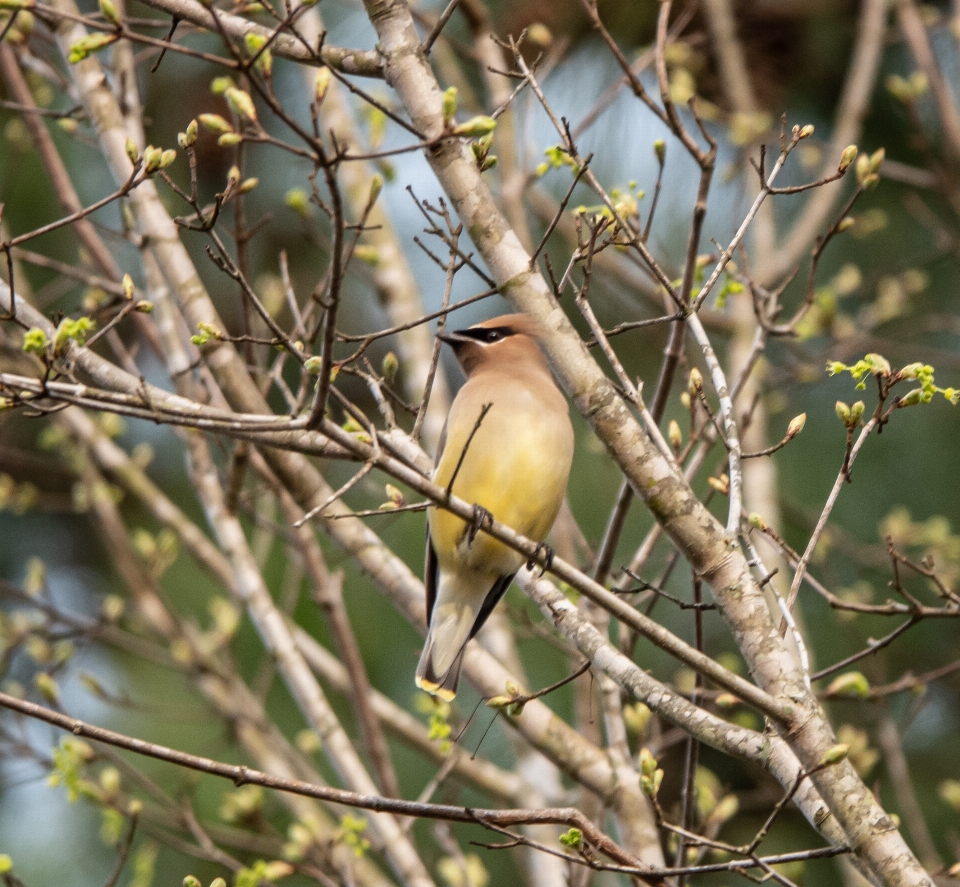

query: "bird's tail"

left=415, top=602, right=475, bottom=701
left=415, top=644, right=466, bottom=701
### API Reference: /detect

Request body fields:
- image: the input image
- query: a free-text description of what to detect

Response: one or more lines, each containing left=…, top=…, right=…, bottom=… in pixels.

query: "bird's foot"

left=466, top=505, right=493, bottom=547
left=527, top=542, right=554, bottom=576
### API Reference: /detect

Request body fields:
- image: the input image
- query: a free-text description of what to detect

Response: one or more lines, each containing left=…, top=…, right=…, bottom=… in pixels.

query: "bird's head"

left=437, top=313, right=550, bottom=377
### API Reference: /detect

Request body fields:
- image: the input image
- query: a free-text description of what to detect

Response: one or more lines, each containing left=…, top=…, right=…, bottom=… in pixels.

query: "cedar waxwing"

left=416, top=314, right=575, bottom=700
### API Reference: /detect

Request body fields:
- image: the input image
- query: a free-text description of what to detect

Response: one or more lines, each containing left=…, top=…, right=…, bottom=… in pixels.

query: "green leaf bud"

left=819, top=743, right=851, bottom=766
left=855, top=153, right=871, bottom=184
left=142, top=145, right=163, bottom=172
left=198, top=113, right=233, bottom=134
left=825, top=671, right=870, bottom=698
left=865, top=352, right=891, bottom=375
left=452, top=115, right=497, bottom=138
left=368, top=172, right=383, bottom=205
left=53, top=316, right=95, bottom=351
left=639, top=747, right=658, bottom=778
left=34, top=671, right=60, bottom=705
left=622, top=702, right=651, bottom=736
left=938, top=779, right=960, bottom=813
left=837, top=145, right=857, bottom=172
left=748, top=512, right=767, bottom=530
left=285, top=188, right=310, bottom=216
left=384, top=484, right=405, bottom=507
left=244, top=32, right=266, bottom=55
left=99, top=0, right=121, bottom=26
left=254, top=46, right=272, bottom=76
left=688, top=366, right=703, bottom=395
left=99, top=766, right=121, bottom=799
left=67, top=32, right=117, bottom=63
left=526, top=22, right=552, bottom=47
left=381, top=351, right=398, bottom=381
left=899, top=362, right=924, bottom=379
left=124, top=137, right=139, bottom=164
left=314, top=67, right=332, bottom=105
left=210, top=76, right=233, bottom=95
left=23, top=327, right=48, bottom=355
left=225, top=87, right=257, bottom=123
left=2, top=8, right=31, bottom=41
left=898, top=388, right=923, bottom=407
left=885, top=74, right=912, bottom=104
left=668, top=418, right=682, bottom=451
left=505, top=700, right=526, bottom=717
left=709, top=794, right=739, bottom=825
left=787, top=412, right=806, bottom=437
left=441, top=86, right=458, bottom=124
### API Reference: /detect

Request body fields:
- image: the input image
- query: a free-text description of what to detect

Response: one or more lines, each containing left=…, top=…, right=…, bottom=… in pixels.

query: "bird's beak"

left=436, top=328, right=472, bottom=346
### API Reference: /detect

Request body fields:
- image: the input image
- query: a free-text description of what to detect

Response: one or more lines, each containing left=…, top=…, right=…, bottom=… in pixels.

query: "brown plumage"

left=416, top=314, right=574, bottom=700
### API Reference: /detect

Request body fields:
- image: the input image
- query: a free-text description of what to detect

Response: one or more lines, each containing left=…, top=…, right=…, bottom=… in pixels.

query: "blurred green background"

left=2, top=0, right=960, bottom=884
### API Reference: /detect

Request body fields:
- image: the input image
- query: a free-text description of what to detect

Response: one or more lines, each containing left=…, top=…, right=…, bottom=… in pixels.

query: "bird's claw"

left=527, top=542, right=554, bottom=576
left=466, top=505, right=493, bottom=547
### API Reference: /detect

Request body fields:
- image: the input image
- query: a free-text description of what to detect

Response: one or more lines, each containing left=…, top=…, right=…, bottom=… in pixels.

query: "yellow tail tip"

left=416, top=675, right=457, bottom=702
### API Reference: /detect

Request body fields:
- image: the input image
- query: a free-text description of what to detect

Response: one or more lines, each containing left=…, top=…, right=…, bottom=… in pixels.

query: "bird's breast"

left=428, top=381, right=573, bottom=573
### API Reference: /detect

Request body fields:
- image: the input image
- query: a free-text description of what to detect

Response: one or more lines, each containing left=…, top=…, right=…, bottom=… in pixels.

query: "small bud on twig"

left=314, top=68, right=332, bottom=105
left=838, top=144, right=858, bottom=173
left=820, top=743, right=851, bottom=766
left=225, top=87, right=257, bottom=123
left=688, top=367, right=703, bottom=396
left=668, top=419, right=682, bottom=452
left=441, top=86, right=458, bottom=124
left=452, top=116, right=497, bottom=138
left=786, top=412, right=806, bottom=437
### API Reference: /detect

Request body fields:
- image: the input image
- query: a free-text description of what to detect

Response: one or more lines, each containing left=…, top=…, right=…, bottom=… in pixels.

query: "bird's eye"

left=484, top=330, right=503, bottom=342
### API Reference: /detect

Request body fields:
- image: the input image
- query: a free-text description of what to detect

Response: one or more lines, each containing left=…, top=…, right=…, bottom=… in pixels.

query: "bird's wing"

left=469, top=571, right=516, bottom=640
left=424, top=413, right=448, bottom=625
left=424, top=534, right=439, bottom=622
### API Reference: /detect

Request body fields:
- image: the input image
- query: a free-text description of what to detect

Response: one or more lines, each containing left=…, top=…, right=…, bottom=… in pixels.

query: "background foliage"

left=1, top=0, right=960, bottom=885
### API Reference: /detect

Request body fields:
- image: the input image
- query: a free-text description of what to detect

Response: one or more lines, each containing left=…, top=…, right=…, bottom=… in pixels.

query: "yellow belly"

left=428, top=392, right=572, bottom=574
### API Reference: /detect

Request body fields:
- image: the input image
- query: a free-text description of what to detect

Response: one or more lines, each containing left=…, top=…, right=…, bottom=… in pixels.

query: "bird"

left=416, top=313, right=574, bottom=700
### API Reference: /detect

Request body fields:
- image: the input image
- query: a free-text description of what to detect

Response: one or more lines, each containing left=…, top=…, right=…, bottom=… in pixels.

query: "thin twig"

left=786, top=416, right=879, bottom=611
